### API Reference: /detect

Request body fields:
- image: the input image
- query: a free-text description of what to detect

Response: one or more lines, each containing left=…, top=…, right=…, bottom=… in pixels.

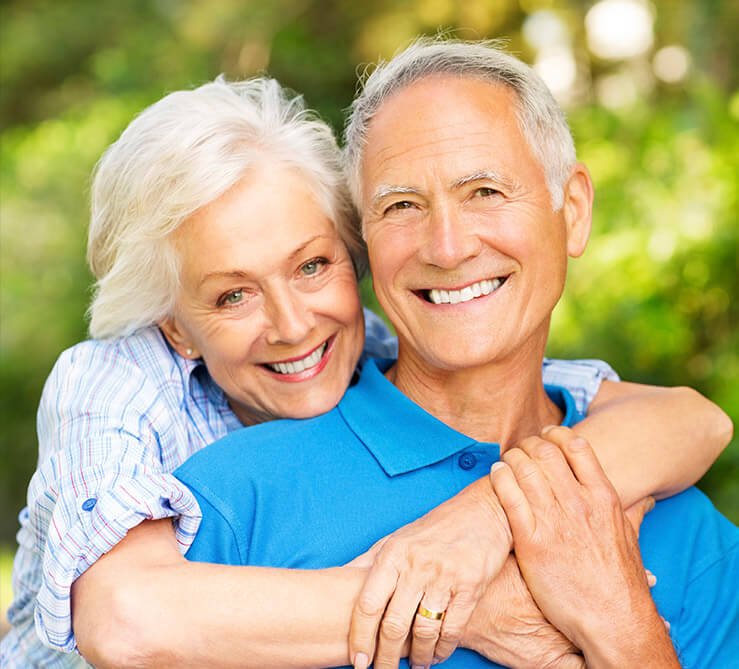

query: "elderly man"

left=174, top=39, right=738, bottom=668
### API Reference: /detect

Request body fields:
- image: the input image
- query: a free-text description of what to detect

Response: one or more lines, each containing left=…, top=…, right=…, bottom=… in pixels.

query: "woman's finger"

left=624, top=496, right=655, bottom=538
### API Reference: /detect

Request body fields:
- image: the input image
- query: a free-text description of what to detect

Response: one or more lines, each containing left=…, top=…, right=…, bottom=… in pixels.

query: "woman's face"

left=160, top=163, right=365, bottom=425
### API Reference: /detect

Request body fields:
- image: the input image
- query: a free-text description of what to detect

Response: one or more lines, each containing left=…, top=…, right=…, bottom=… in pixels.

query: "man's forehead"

left=360, top=77, right=531, bottom=199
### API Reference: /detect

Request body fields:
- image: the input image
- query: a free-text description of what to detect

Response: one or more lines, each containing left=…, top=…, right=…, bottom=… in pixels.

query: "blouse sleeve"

left=9, top=342, right=202, bottom=657
left=542, top=358, right=620, bottom=415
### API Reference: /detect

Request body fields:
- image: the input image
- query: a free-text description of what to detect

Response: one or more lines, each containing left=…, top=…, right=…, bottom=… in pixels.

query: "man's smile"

left=419, top=275, right=510, bottom=305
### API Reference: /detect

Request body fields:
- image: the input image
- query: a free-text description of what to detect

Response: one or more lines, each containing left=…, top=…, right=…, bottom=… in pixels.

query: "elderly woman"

left=0, top=76, right=729, bottom=668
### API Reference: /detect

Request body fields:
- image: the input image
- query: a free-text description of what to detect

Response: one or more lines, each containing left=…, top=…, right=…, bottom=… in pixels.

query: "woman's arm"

left=72, top=518, right=583, bottom=669
left=72, top=519, right=363, bottom=668
left=576, top=381, right=733, bottom=505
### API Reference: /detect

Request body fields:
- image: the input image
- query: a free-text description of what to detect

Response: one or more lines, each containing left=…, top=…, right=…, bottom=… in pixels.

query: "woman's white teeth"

left=428, top=279, right=502, bottom=305
left=268, top=343, right=327, bottom=374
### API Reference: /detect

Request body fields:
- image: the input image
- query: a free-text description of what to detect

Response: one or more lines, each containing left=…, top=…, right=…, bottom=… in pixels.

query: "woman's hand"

left=348, top=476, right=512, bottom=669
left=490, top=427, right=679, bottom=668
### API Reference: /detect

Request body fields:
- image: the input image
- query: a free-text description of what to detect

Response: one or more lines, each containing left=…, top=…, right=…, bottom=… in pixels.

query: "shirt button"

left=81, top=498, right=97, bottom=511
left=458, top=453, right=477, bottom=470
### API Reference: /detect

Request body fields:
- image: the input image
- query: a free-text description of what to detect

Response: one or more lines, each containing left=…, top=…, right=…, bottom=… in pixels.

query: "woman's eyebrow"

left=198, top=235, right=331, bottom=287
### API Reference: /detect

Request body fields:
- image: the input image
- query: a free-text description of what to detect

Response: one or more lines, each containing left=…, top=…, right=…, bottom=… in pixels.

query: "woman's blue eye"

left=301, top=259, right=324, bottom=276
left=223, top=290, right=243, bottom=305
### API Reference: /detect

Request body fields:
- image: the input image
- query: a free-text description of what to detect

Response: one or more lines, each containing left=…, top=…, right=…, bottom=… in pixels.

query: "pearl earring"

left=186, top=348, right=193, bottom=357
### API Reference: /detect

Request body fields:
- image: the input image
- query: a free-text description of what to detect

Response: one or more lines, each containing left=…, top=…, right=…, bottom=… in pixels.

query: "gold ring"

left=416, top=604, right=445, bottom=621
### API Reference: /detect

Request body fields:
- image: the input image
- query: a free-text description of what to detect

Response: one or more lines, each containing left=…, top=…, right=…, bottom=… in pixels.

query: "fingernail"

left=490, top=461, right=505, bottom=473
left=541, top=424, right=557, bottom=434
left=661, top=617, right=671, bottom=632
left=645, top=496, right=656, bottom=512
left=646, top=570, right=657, bottom=587
left=354, top=652, right=369, bottom=669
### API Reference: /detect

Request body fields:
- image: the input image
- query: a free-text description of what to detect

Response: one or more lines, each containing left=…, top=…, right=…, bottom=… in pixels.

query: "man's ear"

left=562, top=162, right=594, bottom=258
left=158, top=316, right=200, bottom=359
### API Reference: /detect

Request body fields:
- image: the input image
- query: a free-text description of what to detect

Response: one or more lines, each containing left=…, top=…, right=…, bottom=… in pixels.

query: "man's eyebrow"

left=198, top=234, right=328, bottom=287
left=451, top=170, right=519, bottom=191
left=369, top=185, right=422, bottom=209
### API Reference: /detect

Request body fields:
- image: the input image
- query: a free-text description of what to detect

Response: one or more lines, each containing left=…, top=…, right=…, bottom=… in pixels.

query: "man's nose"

left=264, top=287, right=316, bottom=346
left=418, top=204, right=481, bottom=269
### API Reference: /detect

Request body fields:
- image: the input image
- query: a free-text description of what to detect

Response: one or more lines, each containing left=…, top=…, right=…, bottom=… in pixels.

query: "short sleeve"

left=673, top=543, right=739, bottom=667
left=181, top=487, right=242, bottom=566
left=542, top=358, right=620, bottom=415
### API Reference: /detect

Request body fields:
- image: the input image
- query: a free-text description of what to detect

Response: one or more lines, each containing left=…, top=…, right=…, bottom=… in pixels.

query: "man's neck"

left=389, top=337, right=562, bottom=450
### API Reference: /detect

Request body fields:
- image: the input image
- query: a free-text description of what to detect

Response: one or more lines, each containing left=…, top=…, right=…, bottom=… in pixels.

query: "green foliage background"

left=1, top=0, right=737, bottom=558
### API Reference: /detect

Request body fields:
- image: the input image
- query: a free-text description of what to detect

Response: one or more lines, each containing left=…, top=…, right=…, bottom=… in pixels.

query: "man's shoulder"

left=640, top=487, right=739, bottom=612
left=641, top=488, right=739, bottom=667
left=643, top=487, right=739, bottom=558
left=174, top=407, right=347, bottom=485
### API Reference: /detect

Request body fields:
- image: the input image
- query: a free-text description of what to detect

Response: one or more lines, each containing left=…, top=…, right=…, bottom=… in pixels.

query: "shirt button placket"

left=458, top=452, right=477, bottom=470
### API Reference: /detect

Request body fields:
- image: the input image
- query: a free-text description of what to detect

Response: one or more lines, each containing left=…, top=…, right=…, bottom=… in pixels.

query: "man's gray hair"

left=344, top=37, right=577, bottom=213
left=88, top=76, right=363, bottom=339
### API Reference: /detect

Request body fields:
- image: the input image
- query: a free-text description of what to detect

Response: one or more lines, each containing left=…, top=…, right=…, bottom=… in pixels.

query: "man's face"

left=361, top=75, right=591, bottom=373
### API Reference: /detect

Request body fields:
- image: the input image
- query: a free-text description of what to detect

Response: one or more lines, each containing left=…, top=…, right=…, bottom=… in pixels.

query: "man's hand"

left=490, top=427, right=680, bottom=668
left=464, top=554, right=585, bottom=669
left=347, top=477, right=511, bottom=669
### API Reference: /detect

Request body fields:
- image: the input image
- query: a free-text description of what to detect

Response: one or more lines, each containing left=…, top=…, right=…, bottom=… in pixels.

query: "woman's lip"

left=267, top=338, right=330, bottom=364
left=262, top=335, right=336, bottom=383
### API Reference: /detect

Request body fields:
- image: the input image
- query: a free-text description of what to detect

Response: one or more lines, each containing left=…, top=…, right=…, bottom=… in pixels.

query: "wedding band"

left=416, top=604, right=445, bottom=621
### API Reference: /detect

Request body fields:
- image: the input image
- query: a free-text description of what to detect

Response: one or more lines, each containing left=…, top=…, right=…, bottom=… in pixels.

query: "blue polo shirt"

left=176, top=359, right=739, bottom=668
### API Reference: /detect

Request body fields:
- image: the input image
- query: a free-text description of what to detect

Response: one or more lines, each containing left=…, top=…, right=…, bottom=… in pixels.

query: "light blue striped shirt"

left=0, top=308, right=617, bottom=667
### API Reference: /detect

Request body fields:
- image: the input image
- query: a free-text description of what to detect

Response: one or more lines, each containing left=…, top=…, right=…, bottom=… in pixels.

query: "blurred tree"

left=1, top=0, right=737, bottom=546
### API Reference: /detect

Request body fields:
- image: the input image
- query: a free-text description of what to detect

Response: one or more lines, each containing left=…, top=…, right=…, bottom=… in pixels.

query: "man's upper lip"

left=265, top=337, right=330, bottom=364
left=417, top=274, right=510, bottom=291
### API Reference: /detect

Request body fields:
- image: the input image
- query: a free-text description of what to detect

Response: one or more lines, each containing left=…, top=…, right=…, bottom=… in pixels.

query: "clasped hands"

left=348, top=427, right=663, bottom=669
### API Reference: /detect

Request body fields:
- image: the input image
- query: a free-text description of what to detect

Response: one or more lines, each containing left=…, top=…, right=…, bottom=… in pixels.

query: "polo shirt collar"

left=338, top=358, right=496, bottom=477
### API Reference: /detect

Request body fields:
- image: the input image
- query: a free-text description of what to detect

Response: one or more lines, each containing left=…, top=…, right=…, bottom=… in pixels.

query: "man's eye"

left=300, top=258, right=326, bottom=276
left=220, top=290, right=243, bottom=306
left=386, top=200, right=415, bottom=213
left=473, top=187, right=500, bottom=198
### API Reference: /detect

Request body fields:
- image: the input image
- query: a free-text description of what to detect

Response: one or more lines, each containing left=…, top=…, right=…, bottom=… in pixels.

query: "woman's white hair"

left=88, top=76, right=362, bottom=339
left=344, top=37, right=577, bottom=214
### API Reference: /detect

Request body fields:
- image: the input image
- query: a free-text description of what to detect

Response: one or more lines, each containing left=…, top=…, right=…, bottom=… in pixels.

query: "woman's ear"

left=158, top=316, right=200, bottom=359
left=562, top=162, right=594, bottom=258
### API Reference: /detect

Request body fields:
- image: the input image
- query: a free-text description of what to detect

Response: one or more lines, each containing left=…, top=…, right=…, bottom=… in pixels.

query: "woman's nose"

left=264, top=288, right=316, bottom=346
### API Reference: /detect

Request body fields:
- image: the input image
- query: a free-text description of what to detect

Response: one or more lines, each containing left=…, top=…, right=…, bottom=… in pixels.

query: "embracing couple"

left=2, top=38, right=736, bottom=669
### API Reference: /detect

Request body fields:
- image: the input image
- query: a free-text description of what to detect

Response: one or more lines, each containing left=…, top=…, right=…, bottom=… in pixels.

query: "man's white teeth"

left=428, top=278, right=502, bottom=305
left=268, top=343, right=327, bottom=374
